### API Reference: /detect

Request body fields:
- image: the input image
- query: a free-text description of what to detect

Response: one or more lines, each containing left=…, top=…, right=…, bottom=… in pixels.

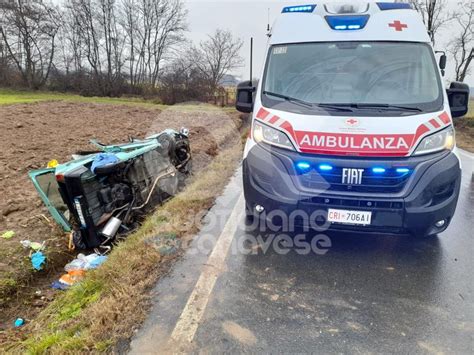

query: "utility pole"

left=250, top=37, right=253, bottom=83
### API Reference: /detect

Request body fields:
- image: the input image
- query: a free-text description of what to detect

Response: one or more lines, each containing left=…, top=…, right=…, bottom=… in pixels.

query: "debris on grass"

left=51, top=281, right=69, bottom=291
left=46, top=159, right=59, bottom=169
left=20, top=240, right=45, bottom=251
left=58, top=270, right=86, bottom=288
left=52, top=254, right=108, bottom=291
left=64, top=254, right=108, bottom=272
left=14, top=318, right=25, bottom=327
left=31, top=252, right=46, bottom=271
left=1, top=230, right=15, bottom=239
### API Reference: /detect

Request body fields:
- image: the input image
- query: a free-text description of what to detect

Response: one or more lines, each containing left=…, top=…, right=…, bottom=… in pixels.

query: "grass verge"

left=0, top=88, right=155, bottom=106
left=0, top=88, right=237, bottom=113
left=1, top=138, right=243, bottom=353
left=454, top=100, right=474, bottom=153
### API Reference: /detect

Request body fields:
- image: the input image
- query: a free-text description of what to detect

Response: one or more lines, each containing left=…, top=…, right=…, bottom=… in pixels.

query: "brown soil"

left=0, top=101, right=242, bottom=330
left=454, top=118, right=474, bottom=153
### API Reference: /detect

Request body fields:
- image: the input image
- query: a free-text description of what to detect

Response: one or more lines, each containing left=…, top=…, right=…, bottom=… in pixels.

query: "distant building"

left=219, top=74, right=241, bottom=88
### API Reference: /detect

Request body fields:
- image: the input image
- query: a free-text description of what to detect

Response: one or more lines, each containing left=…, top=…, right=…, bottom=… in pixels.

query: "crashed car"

left=29, top=129, right=191, bottom=250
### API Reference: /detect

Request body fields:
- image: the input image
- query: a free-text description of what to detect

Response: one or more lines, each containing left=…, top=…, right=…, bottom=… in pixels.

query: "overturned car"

left=29, top=129, right=191, bottom=250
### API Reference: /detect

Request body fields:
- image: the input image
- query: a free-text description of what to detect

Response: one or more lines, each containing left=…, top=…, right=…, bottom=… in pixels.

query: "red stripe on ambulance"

left=268, top=115, right=280, bottom=124
left=256, top=108, right=270, bottom=120
left=280, top=121, right=295, bottom=138
left=429, top=119, right=441, bottom=129
left=439, top=111, right=451, bottom=125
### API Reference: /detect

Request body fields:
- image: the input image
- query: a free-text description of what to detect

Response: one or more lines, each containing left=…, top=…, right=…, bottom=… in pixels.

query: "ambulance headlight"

left=414, top=127, right=455, bottom=156
left=253, top=121, right=295, bottom=150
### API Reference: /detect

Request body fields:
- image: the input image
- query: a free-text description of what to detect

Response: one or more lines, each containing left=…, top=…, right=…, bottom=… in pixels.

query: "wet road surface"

left=130, top=150, right=474, bottom=354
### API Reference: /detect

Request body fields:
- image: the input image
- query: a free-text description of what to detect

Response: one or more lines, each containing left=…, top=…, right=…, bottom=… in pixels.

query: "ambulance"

left=236, top=1, right=470, bottom=237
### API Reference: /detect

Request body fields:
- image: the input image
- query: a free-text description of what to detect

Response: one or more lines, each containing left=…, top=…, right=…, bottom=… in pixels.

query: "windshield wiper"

left=350, top=103, right=423, bottom=112
left=315, top=103, right=354, bottom=113
left=263, top=91, right=313, bottom=108
left=263, top=92, right=355, bottom=112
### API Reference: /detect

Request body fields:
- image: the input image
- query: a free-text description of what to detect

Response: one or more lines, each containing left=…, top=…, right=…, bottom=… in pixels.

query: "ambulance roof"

left=270, top=1, right=431, bottom=45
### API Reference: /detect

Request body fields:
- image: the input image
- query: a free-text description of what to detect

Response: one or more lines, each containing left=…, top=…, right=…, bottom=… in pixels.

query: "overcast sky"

left=184, top=0, right=473, bottom=86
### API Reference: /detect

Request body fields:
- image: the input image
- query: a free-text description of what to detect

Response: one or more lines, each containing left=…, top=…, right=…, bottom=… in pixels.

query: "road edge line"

left=168, top=193, right=244, bottom=345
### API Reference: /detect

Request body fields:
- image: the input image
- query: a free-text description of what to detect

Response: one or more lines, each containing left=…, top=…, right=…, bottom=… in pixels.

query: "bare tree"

left=160, top=52, right=210, bottom=104
left=62, top=0, right=126, bottom=96
left=0, top=1, right=61, bottom=89
left=120, top=0, right=187, bottom=89
left=409, top=0, right=454, bottom=44
left=449, top=1, right=474, bottom=82
left=193, top=29, right=244, bottom=91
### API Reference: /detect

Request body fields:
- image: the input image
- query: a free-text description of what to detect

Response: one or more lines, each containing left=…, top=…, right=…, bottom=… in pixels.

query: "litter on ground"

left=14, top=318, right=25, bottom=327
left=52, top=253, right=108, bottom=290
left=47, top=159, right=59, bottom=168
left=51, top=281, right=69, bottom=291
left=31, top=252, right=46, bottom=271
left=1, top=231, right=15, bottom=239
left=64, top=253, right=107, bottom=271
left=59, top=270, right=85, bottom=286
left=20, top=240, right=45, bottom=251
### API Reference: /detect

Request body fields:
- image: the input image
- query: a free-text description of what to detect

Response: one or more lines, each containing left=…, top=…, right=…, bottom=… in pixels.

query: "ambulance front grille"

left=299, top=168, right=411, bottom=193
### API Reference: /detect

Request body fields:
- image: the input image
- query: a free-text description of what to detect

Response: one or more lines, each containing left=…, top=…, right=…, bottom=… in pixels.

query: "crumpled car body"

left=29, top=129, right=191, bottom=249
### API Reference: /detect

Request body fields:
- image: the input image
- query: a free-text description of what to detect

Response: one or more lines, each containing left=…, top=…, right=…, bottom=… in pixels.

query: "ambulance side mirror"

left=447, top=82, right=470, bottom=118
left=236, top=81, right=256, bottom=113
left=439, top=54, right=447, bottom=76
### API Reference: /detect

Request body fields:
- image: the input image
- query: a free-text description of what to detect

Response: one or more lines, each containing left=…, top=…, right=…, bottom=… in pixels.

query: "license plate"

left=328, top=209, right=372, bottom=226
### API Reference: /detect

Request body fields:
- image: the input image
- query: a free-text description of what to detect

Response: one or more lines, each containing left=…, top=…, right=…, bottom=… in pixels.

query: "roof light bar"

left=282, top=4, right=316, bottom=13
left=377, top=2, right=412, bottom=10
left=325, top=15, right=370, bottom=31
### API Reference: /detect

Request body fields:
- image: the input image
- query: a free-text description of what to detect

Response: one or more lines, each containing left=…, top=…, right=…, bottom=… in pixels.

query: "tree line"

left=0, top=0, right=472, bottom=103
left=409, top=0, right=473, bottom=82
left=0, top=0, right=243, bottom=104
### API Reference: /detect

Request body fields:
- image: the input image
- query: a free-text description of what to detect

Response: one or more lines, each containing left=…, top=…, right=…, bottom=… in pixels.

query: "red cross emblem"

left=389, top=20, right=408, bottom=31
left=346, top=118, right=359, bottom=126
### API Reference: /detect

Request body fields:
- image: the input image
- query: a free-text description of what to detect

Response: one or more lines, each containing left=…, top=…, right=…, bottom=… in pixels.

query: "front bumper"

left=243, top=144, right=461, bottom=236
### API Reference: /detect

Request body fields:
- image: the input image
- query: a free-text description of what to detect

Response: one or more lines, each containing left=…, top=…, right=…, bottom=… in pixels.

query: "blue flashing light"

left=325, top=15, right=370, bottom=31
left=372, top=167, right=386, bottom=174
left=377, top=2, right=412, bottom=11
left=296, top=162, right=311, bottom=171
left=396, top=168, right=410, bottom=174
left=282, top=4, right=316, bottom=13
left=319, top=164, right=333, bottom=171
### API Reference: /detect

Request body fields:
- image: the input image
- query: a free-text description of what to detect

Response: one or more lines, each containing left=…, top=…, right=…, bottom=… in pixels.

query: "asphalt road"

left=129, top=150, right=474, bottom=354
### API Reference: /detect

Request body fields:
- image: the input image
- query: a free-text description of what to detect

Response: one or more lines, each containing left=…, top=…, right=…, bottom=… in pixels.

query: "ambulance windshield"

left=263, top=42, right=443, bottom=115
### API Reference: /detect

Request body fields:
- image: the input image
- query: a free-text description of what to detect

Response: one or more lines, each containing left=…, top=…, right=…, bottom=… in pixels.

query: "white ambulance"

left=236, top=1, right=470, bottom=237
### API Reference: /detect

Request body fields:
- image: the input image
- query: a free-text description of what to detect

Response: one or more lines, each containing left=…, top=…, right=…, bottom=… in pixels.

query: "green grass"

left=0, top=88, right=163, bottom=107
left=0, top=88, right=237, bottom=112
left=468, top=99, right=474, bottom=119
